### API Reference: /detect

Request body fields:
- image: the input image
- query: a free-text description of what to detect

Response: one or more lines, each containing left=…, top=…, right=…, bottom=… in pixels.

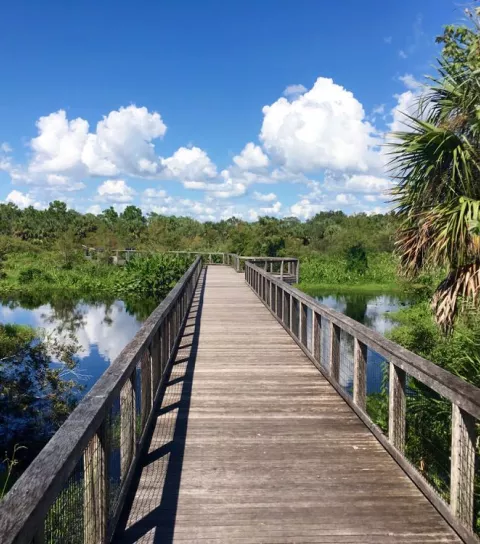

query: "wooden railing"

left=0, top=256, right=203, bottom=544
left=245, top=261, right=480, bottom=544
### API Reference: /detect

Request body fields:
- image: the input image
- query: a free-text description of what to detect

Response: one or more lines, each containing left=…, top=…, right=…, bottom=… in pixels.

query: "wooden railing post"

left=353, top=338, right=367, bottom=410
left=389, top=364, right=406, bottom=451
left=121, top=372, right=137, bottom=479
left=277, top=285, right=283, bottom=319
left=450, top=404, right=476, bottom=528
left=329, top=322, right=341, bottom=381
left=300, top=303, right=307, bottom=346
left=313, top=312, right=321, bottom=363
left=140, top=348, right=153, bottom=432
left=280, top=260, right=284, bottom=281
left=84, top=423, right=108, bottom=544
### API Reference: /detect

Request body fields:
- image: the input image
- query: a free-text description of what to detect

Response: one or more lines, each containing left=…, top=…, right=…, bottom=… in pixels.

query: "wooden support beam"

left=329, top=322, right=341, bottom=381
left=353, top=338, right=367, bottom=410
left=120, top=373, right=137, bottom=479
left=451, top=404, right=476, bottom=528
left=84, top=424, right=108, bottom=544
left=389, top=364, right=406, bottom=451
left=300, top=303, right=308, bottom=347
left=313, top=312, right=321, bottom=363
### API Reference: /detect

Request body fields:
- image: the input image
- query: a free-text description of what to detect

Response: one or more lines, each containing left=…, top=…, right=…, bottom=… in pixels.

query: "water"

left=309, top=291, right=411, bottom=334
left=0, top=297, right=157, bottom=393
left=301, top=289, right=412, bottom=394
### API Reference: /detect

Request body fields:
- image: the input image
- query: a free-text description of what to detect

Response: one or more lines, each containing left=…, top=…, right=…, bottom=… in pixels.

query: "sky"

left=0, top=0, right=469, bottom=221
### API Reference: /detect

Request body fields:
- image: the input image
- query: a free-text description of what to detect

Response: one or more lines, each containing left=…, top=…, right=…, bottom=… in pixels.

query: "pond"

left=0, top=296, right=158, bottom=393
left=308, top=290, right=411, bottom=334
left=300, top=288, right=412, bottom=395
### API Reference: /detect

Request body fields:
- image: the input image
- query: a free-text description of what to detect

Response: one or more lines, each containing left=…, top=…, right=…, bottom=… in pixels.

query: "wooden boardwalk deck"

left=116, top=266, right=461, bottom=543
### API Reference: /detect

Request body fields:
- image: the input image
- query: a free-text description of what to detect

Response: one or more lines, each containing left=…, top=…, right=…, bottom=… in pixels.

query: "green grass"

left=0, top=250, right=193, bottom=300
left=298, top=282, right=405, bottom=295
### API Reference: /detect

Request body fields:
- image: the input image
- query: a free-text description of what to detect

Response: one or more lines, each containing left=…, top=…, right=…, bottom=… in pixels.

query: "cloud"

left=259, top=201, right=282, bottom=215
left=143, top=187, right=168, bottom=199
left=290, top=199, right=326, bottom=220
left=5, top=190, right=38, bottom=209
left=27, top=106, right=167, bottom=179
left=390, top=89, right=420, bottom=132
left=6, top=190, right=34, bottom=208
left=398, top=73, right=421, bottom=90
left=96, top=179, right=136, bottom=203
left=161, top=146, right=217, bottom=180
left=398, top=49, right=408, bottom=59
left=183, top=176, right=247, bottom=199
left=260, top=77, right=381, bottom=173
left=1, top=143, right=12, bottom=153
left=384, top=36, right=392, bottom=44
left=335, top=193, right=357, bottom=205
left=233, top=143, right=269, bottom=170
left=344, top=174, right=393, bottom=193
left=283, top=84, right=307, bottom=97
left=372, top=104, right=385, bottom=115
left=253, top=191, right=277, bottom=202
left=86, top=204, right=102, bottom=215
left=82, top=106, right=166, bottom=176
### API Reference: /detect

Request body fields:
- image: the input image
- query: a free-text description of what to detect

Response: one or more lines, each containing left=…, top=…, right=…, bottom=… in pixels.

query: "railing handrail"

left=245, top=260, right=480, bottom=543
left=245, top=261, right=480, bottom=419
left=0, top=256, right=203, bottom=544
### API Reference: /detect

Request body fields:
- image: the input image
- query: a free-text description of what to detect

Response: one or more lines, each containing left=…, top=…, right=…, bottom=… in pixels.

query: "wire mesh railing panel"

left=108, top=396, right=122, bottom=521
left=404, top=374, right=451, bottom=503
left=44, top=459, right=85, bottom=544
left=319, top=316, right=330, bottom=373
left=292, top=298, right=299, bottom=338
left=306, top=306, right=313, bottom=353
left=365, top=348, right=389, bottom=433
left=338, top=330, right=354, bottom=398
left=474, top=437, right=480, bottom=535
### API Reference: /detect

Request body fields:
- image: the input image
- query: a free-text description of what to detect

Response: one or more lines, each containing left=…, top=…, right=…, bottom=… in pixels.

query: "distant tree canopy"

left=0, top=200, right=398, bottom=257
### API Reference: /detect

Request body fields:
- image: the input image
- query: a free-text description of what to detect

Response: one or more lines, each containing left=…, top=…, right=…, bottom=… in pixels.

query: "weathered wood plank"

left=116, top=266, right=462, bottom=544
left=451, top=404, right=476, bottom=528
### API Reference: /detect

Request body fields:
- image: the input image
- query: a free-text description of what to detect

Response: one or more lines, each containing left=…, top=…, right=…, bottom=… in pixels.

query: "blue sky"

left=0, top=0, right=467, bottom=220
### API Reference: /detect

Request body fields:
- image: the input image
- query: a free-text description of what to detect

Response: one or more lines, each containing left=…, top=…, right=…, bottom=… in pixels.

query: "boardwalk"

left=115, top=266, right=461, bottom=543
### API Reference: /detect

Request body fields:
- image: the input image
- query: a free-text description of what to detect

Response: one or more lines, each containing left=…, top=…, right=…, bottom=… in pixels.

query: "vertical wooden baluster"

left=121, top=372, right=136, bottom=479
left=389, top=364, right=406, bottom=451
left=451, top=404, right=476, bottom=528
left=151, top=330, right=160, bottom=397
left=275, top=285, right=283, bottom=320
left=140, top=348, right=152, bottom=431
left=353, top=338, right=367, bottom=410
left=300, top=303, right=308, bottom=346
left=329, top=322, right=341, bottom=381
left=84, top=422, right=108, bottom=544
left=289, top=295, right=294, bottom=332
left=313, top=312, right=321, bottom=363
left=280, top=260, right=284, bottom=281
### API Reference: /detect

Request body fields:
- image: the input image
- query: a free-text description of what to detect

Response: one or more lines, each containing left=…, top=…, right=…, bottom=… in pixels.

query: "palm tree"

left=389, top=8, right=480, bottom=330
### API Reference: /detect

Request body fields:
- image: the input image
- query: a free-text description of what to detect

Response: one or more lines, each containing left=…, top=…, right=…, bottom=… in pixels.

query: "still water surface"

left=301, top=289, right=412, bottom=394
left=0, top=298, right=156, bottom=392
left=0, top=290, right=410, bottom=394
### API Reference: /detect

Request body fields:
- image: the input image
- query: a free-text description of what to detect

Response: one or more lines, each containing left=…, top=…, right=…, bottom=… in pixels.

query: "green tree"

left=389, top=7, right=480, bottom=329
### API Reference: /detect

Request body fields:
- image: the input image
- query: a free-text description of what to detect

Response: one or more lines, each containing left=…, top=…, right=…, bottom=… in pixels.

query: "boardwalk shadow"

left=115, top=267, right=207, bottom=543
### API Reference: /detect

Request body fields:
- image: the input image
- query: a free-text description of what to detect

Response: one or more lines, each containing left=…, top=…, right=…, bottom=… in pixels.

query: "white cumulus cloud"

left=96, top=179, right=136, bottom=203
left=260, top=77, right=381, bottom=173
left=233, top=143, right=269, bottom=170
left=253, top=191, right=277, bottom=202
left=161, top=146, right=217, bottom=180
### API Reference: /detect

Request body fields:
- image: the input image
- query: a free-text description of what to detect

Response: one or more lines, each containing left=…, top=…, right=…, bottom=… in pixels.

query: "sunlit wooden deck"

left=115, top=266, right=460, bottom=543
